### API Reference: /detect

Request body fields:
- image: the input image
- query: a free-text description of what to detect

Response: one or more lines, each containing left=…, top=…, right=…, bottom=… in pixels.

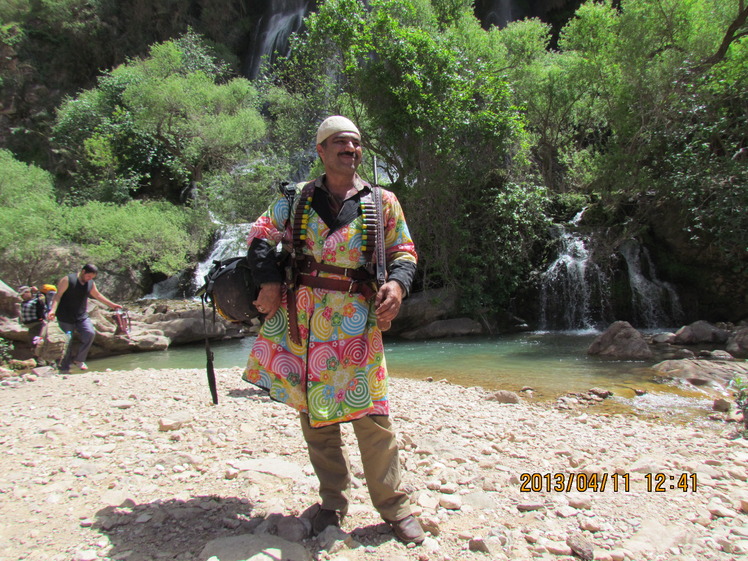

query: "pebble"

left=0, top=368, right=745, bottom=561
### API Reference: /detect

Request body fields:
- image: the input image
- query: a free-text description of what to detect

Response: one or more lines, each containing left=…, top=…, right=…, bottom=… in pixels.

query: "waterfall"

left=481, top=0, right=516, bottom=28
left=142, top=224, right=251, bottom=300
left=537, top=214, right=685, bottom=331
left=244, top=0, right=312, bottom=78
left=144, top=275, right=184, bottom=300
left=538, top=219, right=611, bottom=332
left=618, top=239, right=684, bottom=328
left=193, top=223, right=252, bottom=291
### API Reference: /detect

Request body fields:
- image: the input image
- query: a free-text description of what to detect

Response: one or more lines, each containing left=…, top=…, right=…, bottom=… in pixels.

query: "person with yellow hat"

left=241, top=116, right=424, bottom=544
left=39, top=284, right=57, bottom=315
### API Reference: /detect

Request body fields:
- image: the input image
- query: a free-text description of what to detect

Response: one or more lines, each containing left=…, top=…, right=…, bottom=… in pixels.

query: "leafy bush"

left=0, top=338, right=13, bottom=366
left=203, top=167, right=281, bottom=225
left=730, top=375, right=748, bottom=438
left=0, top=148, right=214, bottom=291
left=57, top=200, right=213, bottom=278
left=53, top=30, right=269, bottom=205
left=0, top=149, right=62, bottom=286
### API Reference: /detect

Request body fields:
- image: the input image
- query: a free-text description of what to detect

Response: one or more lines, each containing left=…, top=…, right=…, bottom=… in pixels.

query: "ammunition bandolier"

left=284, top=180, right=383, bottom=344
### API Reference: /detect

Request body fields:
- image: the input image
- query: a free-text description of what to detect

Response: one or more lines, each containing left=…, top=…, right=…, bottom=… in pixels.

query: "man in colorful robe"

left=243, top=116, right=424, bottom=544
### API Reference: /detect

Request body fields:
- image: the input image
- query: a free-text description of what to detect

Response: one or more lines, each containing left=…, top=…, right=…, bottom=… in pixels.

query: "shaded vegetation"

left=0, top=0, right=745, bottom=321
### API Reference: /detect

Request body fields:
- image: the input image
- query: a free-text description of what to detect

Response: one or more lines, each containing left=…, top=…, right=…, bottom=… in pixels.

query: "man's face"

left=81, top=272, right=97, bottom=282
left=20, top=290, right=32, bottom=301
left=317, top=133, right=362, bottom=175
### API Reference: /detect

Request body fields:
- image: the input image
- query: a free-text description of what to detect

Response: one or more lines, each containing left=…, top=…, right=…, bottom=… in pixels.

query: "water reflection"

left=87, top=332, right=720, bottom=421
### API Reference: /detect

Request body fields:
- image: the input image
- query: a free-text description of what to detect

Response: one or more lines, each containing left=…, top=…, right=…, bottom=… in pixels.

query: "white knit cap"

left=316, top=115, right=361, bottom=145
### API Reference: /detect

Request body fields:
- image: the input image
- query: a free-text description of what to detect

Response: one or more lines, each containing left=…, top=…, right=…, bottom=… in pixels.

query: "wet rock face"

left=651, top=358, right=748, bottom=391
left=727, top=327, right=748, bottom=358
left=587, top=320, right=653, bottom=359
left=674, top=320, right=731, bottom=345
left=0, top=280, right=20, bottom=317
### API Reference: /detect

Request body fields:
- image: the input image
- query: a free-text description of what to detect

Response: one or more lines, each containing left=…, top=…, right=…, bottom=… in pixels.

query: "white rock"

left=566, top=493, right=592, bottom=510
left=439, top=494, right=462, bottom=510
left=200, top=534, right=311, bottom=561
left=157, top=412, right=192, bottom=431
left=708, top=504, right=736, bottom=518
left=579, top=516, right=602, bottom=532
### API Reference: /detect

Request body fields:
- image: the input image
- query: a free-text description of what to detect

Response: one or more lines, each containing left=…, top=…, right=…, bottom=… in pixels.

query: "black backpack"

left=198, top=181, right=385, bottom=405
left=197, top=183, right=297, bottom=405
left=199, top=256, right=260, bottom=325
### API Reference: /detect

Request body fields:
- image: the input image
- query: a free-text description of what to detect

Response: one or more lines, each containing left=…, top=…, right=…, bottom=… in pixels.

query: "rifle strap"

left=372, top=185, right=392, bottom=331
left=286, top=181, right=316, bottom=346
left=373, top=185, right=387, bottom=288
left=201, top=297, right=218, bottom=405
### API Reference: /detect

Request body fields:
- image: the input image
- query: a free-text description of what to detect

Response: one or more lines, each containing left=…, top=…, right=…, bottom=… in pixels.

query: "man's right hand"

left=253, top=282, right=282, bottom=319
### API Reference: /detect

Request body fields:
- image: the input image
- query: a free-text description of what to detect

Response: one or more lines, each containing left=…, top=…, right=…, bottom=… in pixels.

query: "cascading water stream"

left=538, top=209, right=684, bottom=330
left=538, top=216, right=610, bottom=331
left=192, top=223, right=252, bottom=291
left=244, top=0, right=312, bottom=78
left=143, top=223, right=251, bottom=299
left=618, top=239, right=684, bottom=328
left=481, top=0, right=516, bottom=27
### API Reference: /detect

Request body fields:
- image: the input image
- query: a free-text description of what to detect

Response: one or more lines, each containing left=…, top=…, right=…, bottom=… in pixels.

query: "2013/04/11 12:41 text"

left=519, top=472, right=698, bottom=493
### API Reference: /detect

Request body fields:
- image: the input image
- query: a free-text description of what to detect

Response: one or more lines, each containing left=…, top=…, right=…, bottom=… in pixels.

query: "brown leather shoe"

left=389, top=515, right=426, bottom=544
left=312, top=508, right=340, bottom=535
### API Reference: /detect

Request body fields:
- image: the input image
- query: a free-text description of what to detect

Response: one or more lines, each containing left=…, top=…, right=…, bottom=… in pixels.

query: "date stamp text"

left=519, top=472, right=698, bottom=493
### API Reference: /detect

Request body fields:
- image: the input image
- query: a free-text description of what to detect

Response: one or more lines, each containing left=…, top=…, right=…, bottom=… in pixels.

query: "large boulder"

left=673, top=320, right=730, bottom=345
left=726, top=326, right=748, bottom=358
left=0, top=280, right=20, bottom=318
left=0, top=315, right=29, bottom=344
left=587, top=321, right=653, bottom=359
left=142, top=306, right=245, bottom=344
left=651, top=358, right=748, bottom=390
left=393, top=288, right=458, bottom=335
left=90, top=327, right=170, bottom=356
left=59, top=304, right=171, bottom=358
left=89, top=301, right=246, bottom=353
left=149, top=316, right=226, bottom=345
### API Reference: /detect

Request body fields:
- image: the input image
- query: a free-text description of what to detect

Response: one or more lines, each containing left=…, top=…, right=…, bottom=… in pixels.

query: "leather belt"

left=296, top=273, right=376, bottom=300
left=297, top=256, right=373, bottom=281
left=287, top=257, right=376, bottom=346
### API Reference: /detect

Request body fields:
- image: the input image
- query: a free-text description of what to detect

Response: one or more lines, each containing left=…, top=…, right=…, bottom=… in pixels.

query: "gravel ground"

left=1, top=366, right=747, bottom=561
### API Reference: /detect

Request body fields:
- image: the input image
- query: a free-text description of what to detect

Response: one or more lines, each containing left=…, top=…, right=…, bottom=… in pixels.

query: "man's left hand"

left=374, top=281, right=403, bottom=323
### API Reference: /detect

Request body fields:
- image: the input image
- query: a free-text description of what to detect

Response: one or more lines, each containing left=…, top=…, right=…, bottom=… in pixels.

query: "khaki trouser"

left=299, top=413, right=412, bottom=522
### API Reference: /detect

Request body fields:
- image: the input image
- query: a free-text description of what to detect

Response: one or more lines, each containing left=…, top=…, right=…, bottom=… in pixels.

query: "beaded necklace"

left=292, top=181, right=377, bottom=266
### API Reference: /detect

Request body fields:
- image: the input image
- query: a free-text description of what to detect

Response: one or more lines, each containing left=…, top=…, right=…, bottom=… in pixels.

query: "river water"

left=87, top=331, right=717, bottom=421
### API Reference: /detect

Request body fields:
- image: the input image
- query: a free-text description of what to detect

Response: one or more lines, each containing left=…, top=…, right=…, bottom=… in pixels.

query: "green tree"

left=499, top=0, right=747, bottom=270
left=53, top=31, right=268, bottom=207
left=500, top=14, right=611, bottom=193
left=0, top=148, right=212, bottom=291
left=556, top=0, right=748, bottom=263
left=0, top=1, right=250, bottom=164
left=277, top=0, right=544, bottom=311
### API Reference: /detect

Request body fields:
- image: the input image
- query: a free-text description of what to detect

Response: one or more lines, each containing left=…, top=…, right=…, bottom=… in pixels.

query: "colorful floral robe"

left=243, top=175, right=417, bottom=427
